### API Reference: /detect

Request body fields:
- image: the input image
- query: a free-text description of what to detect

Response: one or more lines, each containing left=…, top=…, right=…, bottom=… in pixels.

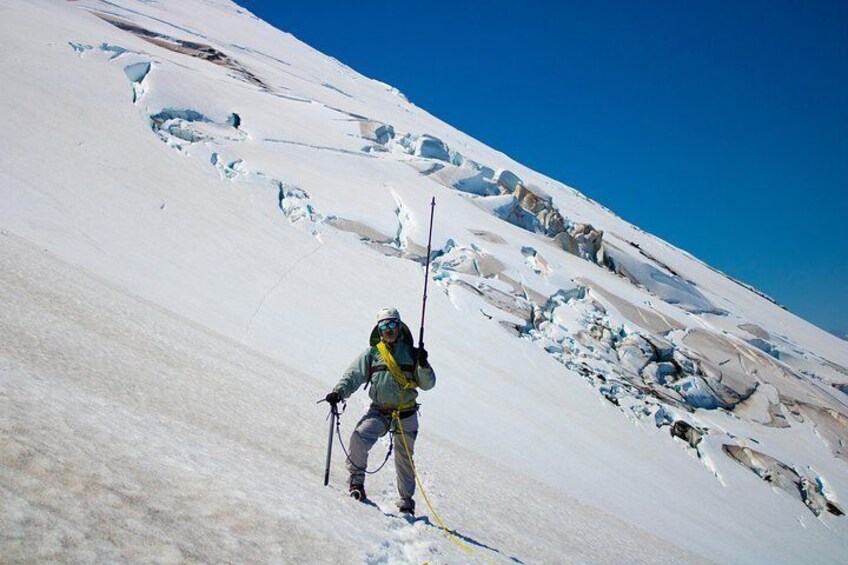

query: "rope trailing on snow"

left=393, top=391, right=494, bottom=563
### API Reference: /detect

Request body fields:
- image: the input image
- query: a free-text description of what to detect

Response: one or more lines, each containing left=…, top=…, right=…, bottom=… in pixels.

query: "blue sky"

left=238, top=0, right=847, bottom=334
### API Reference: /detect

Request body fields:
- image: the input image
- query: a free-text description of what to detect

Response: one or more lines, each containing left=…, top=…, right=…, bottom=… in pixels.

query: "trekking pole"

left=321, top=401, right=337, bottom=486
left=418, top=197, right=436, bottom=348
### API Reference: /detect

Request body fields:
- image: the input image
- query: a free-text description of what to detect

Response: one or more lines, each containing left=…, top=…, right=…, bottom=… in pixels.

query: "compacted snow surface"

left=1, top=1, right=847, bottom=563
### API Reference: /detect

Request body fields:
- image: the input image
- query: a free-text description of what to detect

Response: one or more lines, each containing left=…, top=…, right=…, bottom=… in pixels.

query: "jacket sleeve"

left=334, top=348, right=372, bottom=399
left=415, top=363, right=436, bottom=391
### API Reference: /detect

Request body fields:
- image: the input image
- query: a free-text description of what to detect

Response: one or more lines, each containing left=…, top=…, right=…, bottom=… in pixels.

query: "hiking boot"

left=349, top=484, right=366, bottom=502
left=398, top=498, right=415, bottom=516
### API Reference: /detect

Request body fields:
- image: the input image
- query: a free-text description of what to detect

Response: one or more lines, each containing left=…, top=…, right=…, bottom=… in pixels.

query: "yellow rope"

left=376, top=341, right=418, bottom=391
left=383, top=342, right=494, bottom=562
left=393, top=411, right=481, bottom=558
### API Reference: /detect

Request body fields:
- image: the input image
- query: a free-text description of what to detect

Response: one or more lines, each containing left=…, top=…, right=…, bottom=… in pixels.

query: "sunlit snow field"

left=1, top=1, right=847, bottom=563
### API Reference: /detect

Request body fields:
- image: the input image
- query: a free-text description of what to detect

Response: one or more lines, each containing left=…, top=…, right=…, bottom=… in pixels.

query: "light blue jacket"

left=334, top=323, right=436, bottom=409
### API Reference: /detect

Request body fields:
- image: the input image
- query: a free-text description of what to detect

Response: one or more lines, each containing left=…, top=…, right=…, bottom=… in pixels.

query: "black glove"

left=325, top=390, right=341, bottom=405
left=415, top=347, right=429, bottom=368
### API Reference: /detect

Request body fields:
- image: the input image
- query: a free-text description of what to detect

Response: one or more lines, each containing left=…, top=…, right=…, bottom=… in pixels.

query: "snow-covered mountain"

left=2, top=1, right=847, bottom=563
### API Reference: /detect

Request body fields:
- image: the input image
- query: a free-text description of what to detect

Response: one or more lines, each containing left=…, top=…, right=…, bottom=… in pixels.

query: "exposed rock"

left=554, top=222, right=611, bottom=266
left=670, top=420, right=704, bottom=448
left=571, top=223, right=603, bottom=262
left=539, top=209, right=565, bottom=236
left=94, top=13, right=269, bottom=89
left=482, top=196, right=542, bottom=232
left=513, top=183, right=551, bottom=214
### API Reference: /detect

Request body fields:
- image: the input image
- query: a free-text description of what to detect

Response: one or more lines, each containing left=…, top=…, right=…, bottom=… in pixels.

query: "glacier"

left=1, top=0, right=847, bottom=563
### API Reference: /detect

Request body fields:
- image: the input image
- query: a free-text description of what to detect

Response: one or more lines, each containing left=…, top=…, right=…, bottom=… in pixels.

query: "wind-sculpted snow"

left=604, top=242, right=722, bottom=314
left=4, top=0, right=848, bottom=562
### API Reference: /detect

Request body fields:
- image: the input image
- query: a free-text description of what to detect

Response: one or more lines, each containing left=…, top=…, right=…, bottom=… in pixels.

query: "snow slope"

left=1, top=1, right=847, bottom=563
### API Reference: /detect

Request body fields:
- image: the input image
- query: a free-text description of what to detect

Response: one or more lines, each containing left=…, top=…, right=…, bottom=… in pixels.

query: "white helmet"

left=376, top=306, right=401, bottom=324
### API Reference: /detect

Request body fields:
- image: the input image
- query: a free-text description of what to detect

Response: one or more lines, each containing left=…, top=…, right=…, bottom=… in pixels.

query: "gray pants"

left=347, top=406, right=419, bottom=508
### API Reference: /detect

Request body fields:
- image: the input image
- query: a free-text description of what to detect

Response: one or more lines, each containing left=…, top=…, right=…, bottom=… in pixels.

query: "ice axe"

left=318, top=398, right=339, bottom=486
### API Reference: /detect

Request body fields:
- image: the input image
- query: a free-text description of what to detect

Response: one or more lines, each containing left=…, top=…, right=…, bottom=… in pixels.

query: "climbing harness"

left=326, top=341, right=418, bottom=476
left=328, top=401, right=394, bottom=475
